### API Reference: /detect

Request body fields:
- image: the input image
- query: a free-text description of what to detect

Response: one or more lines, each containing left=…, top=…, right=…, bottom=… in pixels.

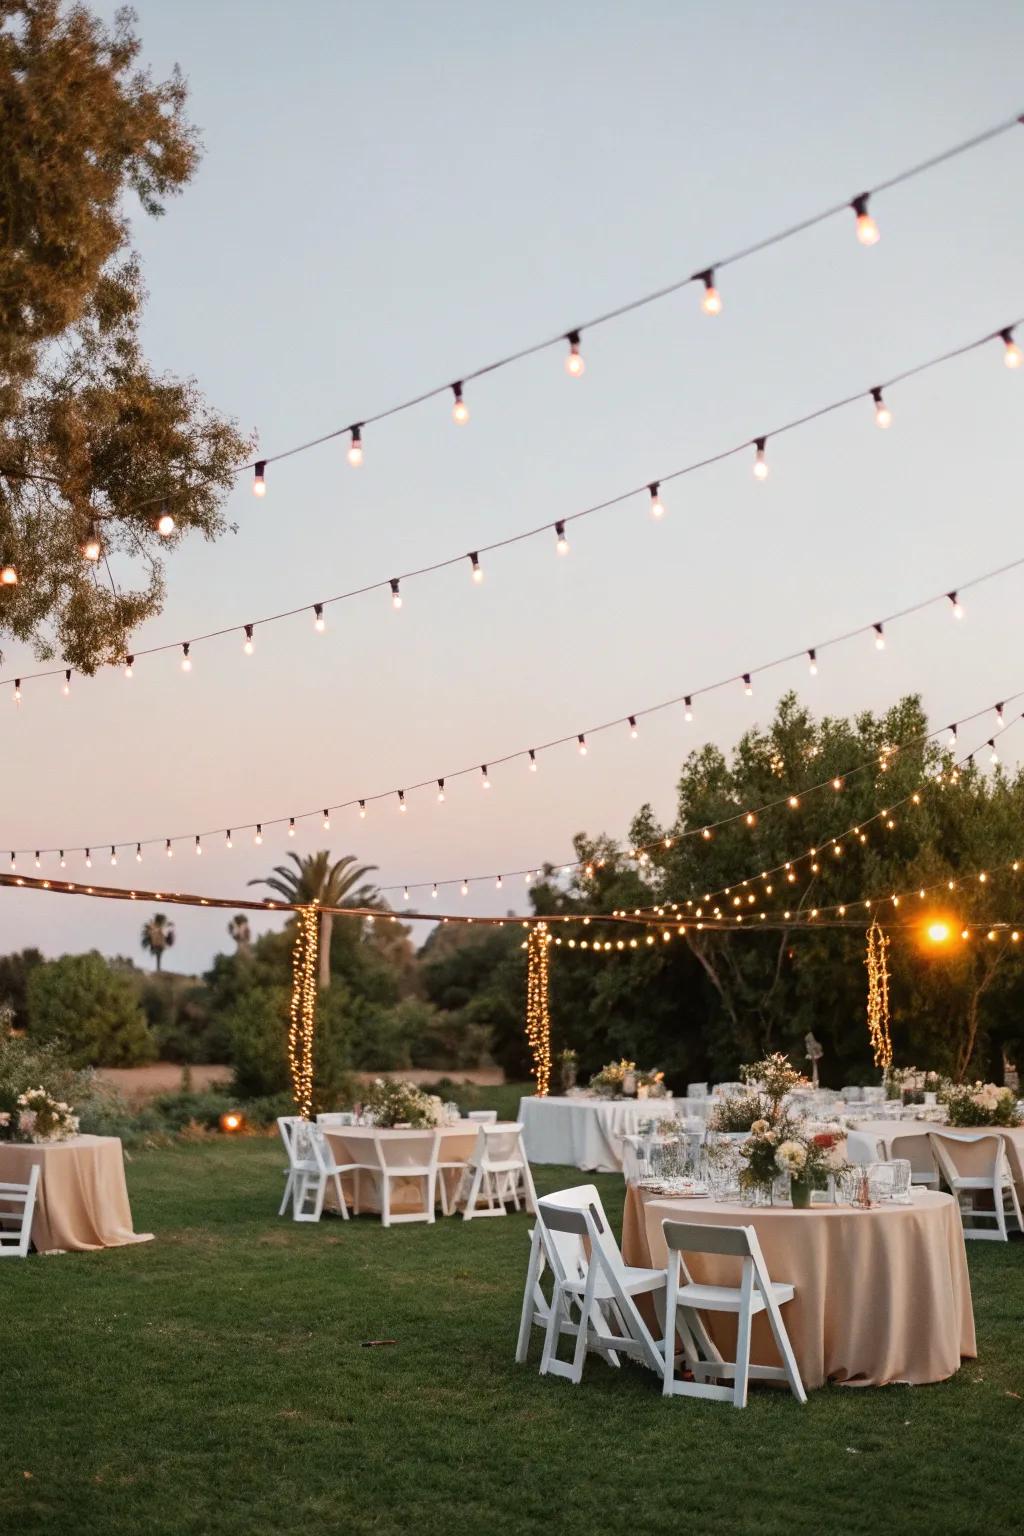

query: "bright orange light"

left=925, top=919, right=952, bottom=945
left=220, top=1111, right=243, bottom=1133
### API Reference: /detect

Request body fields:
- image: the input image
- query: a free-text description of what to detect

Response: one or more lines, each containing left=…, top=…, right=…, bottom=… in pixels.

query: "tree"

left=0, top=947, right=44, bottom=1029
left=140, top=912, right=175, bottom=972
left=26, top=950, right=154, bottom=1065
left=248, top=852, right=381, bottom=990
left=227, top=914, right=252, bottom=957
left=0, top=2, right=252, bottom=669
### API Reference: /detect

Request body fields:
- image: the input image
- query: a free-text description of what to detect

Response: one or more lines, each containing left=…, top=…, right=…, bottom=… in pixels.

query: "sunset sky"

left=4, top=0, right=1024, bottom=972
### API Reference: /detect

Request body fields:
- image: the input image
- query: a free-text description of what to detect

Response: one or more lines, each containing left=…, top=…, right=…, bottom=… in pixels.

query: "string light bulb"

left=181, top=642, right=192, bottom=671
left=648, top=482, right=665, bottom=518
left=437, top=778, right=445, bottom=803
left=873, top=623, right=885, bottom=650
left=253, top=461, right=267, bottom=496
left=752, top=438, right=768, bottom=480
left=743, top=673, right=753, bottom=696
left=157, top=507, right=175, bottom=537
left=254, top=825, right=263, bottom=844
left=195, top=835, right=203, bottom=855
left=989, top=739, right=999, bottom=764
left=136, top=844, right=143, bottom=862
left=996, top=702, right=1005, bottom=730
left=63, top=669, right=71, bottom=696
left=481, top=766, right=490, bottom=789
left=684, top=697, right=693, bottom=722
left=322, top=810, right=330, bottom=830
left=564, top=330, right=584, bottom=376
left=13, top=679, right=20, bottom=704
left=359, top=800, right=366, bottom=818
left=948, top=723, right=958, bottom=746
left=59, top=851, right=65, bottom=868
left=390, top=578, right=402, bottom=610
left=948, top=591, right=964, bottom=619
left=852, top=194, right=879, bottom=245
left=165, top=839, right=173, bottom=858
left=288, top=817, right=296, bottom=838
left=243, top=624, right=254, bottom=655
left=629, top=715, right=638, bottom=738
left=808, top=649, right=818, bottom=676
left=495, top=874, right=503, bottom=889
left=313, top=604, right=325, bottom=632
left=871, top=387, right=892, bottom=428
left=451, top=382, right=469, bottom=424
left=347, top=425, right=364, bottom=466
left=1001, top=328, right=1022, bottom=369
left=432, top=883, right=438, bottom=900
left=698, top=269, right=722, bottom=316
left=85, top=849, right=91, bottom=868
left=110, top=847, right=117, bottom=867
left=554, top=520, right=569, bottom=555
left=578, top=734, right=588, bottom=755
left=461, top=879, right=469, bottom=896
left=528, top=749, right=538, bottom=771
left=0, top=563, right=17, bottom=585
left=469, top=552, right=483, bottom=583
left=83, top=525, right=102, bottom=562
left=124, top=655, right=134, bottom=679
left=398, top=790, right=407, bottom=812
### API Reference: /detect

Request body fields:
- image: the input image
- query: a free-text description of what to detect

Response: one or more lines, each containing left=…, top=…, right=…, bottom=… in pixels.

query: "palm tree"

left=227, top=914, right=252, bottom=956
left=140, top=913, right=176, bottom=973
left=248, top=851, right=379, bottom=990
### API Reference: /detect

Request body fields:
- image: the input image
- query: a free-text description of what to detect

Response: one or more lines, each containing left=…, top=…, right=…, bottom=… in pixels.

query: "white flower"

left=775, top=1140, right=807, bottom=1174
left=750, top=1119, right=770, bottom=1136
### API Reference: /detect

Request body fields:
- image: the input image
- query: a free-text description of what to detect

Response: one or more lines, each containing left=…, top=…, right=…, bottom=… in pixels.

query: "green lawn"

left=3, top=1136, right=1022, bottom=1536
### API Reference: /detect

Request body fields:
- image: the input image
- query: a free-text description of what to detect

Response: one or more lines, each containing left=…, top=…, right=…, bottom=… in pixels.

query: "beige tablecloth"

left=0, top=1135, right=153, bottom=1254
left=622, top=1184, right=975, bottom=1389
left=849, top=1120, right=1024, bottom=1198
left=324, top=1123, right=481, bottom=1214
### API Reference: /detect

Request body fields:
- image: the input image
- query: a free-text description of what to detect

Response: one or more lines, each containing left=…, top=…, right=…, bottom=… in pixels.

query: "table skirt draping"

left=622, top=1184, right=975, bottom=1389
left=323, top=1123, right=481, bottom=1214
left=848, top=1120, right=1024, bottom=1198
left=517, top=1096, right=679, bottom=1171
left=0, top=1135, right=153, bottom=1254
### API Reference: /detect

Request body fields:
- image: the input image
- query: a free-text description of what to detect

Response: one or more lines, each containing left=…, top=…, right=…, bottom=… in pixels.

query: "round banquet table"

left=324, top=1121, right=482, bottom=1215
left=0, top=1135, right=153, bottom=1254
left=622, top=1183, right=975, bottom=1389
left=847, top=1119, right=1024, bottom=1200
left=517, top=1095, right=679, bottom=1172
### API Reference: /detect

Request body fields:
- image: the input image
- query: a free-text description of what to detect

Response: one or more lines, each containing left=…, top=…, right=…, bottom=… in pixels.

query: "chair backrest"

left=535, top=1184, right=612, bottom=1282
left=662, top=1217, right=770, bottom=1295
left=467, top=1110, right=498, bottom=1123
left=479, top=1123, right=525, bottom=1165
left=0, top=1165, right=40, bottom=1258
left=370, top=1129, right=441, bottom=1170
left=277, top=1115, right=308, bottom=1168
left=928, top=1130, right=1004, bottom=1184
left=890, top=1132, right=938, bottom=1178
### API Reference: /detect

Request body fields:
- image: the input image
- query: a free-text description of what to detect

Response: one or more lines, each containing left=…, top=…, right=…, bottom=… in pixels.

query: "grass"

left=3, top=1128, right=1023, bottom=1536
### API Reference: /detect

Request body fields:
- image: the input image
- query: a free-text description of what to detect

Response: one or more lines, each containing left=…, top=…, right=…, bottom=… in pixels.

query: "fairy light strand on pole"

left=525, top=924, right=552, bottom=1097
left=287, top=906, right=319, bottom=1119
left=3, top=317, right=1024, bottom=702
left=865, top=918, right=893, bottom=1069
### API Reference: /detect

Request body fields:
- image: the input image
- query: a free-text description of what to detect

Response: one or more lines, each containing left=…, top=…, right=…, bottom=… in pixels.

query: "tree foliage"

left=0, top=2, right=253, bottom=668
left=26, top=948, right=155, bottom=1065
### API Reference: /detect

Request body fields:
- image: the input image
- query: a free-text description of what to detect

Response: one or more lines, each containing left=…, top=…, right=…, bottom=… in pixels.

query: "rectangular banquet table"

left=848, top=1120, right=1024, bottom=1199
left=323, top=1121, right=482, bottom=1215
left=622, top=1183, right=975, bottom=1389
left=517, top=1095, right=679, bottom=1172
left=0, top=1135, right=153, bottom=1254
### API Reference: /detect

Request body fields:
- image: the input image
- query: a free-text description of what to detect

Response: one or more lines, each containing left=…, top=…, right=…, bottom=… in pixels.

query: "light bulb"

left=564, top=330, right=584, bottom=376
left=628, top=716, right=638, bottom=738
left=398, top=791, right=407, bottom=812
left=1001, top=329, right=1022, bottom=369
left=243, top=625, right=254, bottom=655
left=684, top=697, right=693, bottom=722
left=437, top=779, right=445, bottom=803
left=322, top=810, right=331, bottom=830
left=59, top=851, right=65, bottom=868
left=578, top=734, right=587, bottom=755
left=85, top=850, right=91, bottom=868
left=871, top=387, right=892, bottom=428
left=699, top=269, right=721, bottom=316
left=157, top=511, right=175, bottom=537
left=254, top=825, right=263, bottom=845
left=495, top=875, right=503, bottom=890
left=989, top=740, right=999, bottom=764
left=110, top=848, right=117, bottom=866
left=359, top=800, right=366, bottom=818
left=743, top=673, right=753, bottom=696
left=807, top=649, right=818, bottom=676
left=181, top=643, right=192, bottom=671
left=288, top=818, right=295, bottom=838
left=461, top=880, right=469, bottom=896
left=451, top=383, right=469, bottom=424
left=124, top=656, right=134, bottom=679
left=403, top=886, right=410, bottom=902
left=432, top=884, right=438, bottom=900
left=481, top=766, right=490, bottom=789
left=948, top=724, right=958, bottom=746
left=852, top=195, right=879, bottom=245
left=528, top=749, right=538, bottom=771
left=1, top=564, right=17, bottom=585
left=347, top=425, right=364, bottom=467
left=83, top=530, right=102, bottom=562
left=314, top=604, right=325, bottom=632
left=226, top=830, right=233, bottom=848
left=63, top=669, right=71, bottom=696
left=996, top=703, right=1005, bottom=730
left=469, top=553, right=482, bottom=583
left=390, top=578, right=402, bottom=609
left=253, top=461, right=267, bottom=496
left=34, top=853, right=40, bottom=868
left=873, top=624, right=885, bottom=651
left=554, top=521, right=569, bottom=555
left=648, top=482, right=664, bottom=518
left=136, top=844, right=142, bottom=862
left=752, top=438, right=768, bottom=479
left=166, top=839, right=173, bottom=858
left=13, top=680, right=20, bottom=704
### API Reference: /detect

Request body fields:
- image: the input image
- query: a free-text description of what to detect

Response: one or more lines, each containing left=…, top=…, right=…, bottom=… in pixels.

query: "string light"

left=451, top=382, right=469, bottom=424
left=525, top=925, right=552, bottom=1097
left=136, top=844, right=142, bottom=862
left=529, top=749, right=538, bottom=771
left=13, top=679, right=20, bottom=705
left=873, top=623, right=885, bottom=651
left=287, top=908, right=318, bottom=1119
left=481, top=766, right=490, bottom=789
left=253, top=461, right=266, bottom=496
left=948, top=591, right=964, bottom=620
left=254, top=825, right=263, bottom=844
left=698, top=269, right=721, bottom=316
left=288, top=818, right=296, bottom=837
left=157, top=507, right=175, bottom=537
left=461, top=879, right=469, bottom=896
left=1001, top=328, right=1022, bottom=369
left=398, top=791, right=407, bottom=812
left=390, top=578, right=402, bottom=610
left=743, top=674, right=753, bottom=696
left=554, top=520, right=569, bottom=555
left=107, top=846, right=117, bottom=867
left=578, top=734, right=588, bottom=755
left=313, top=604, right=325, bottom=632
left=322, top=810, right=330, bottom=830
left=193, top=835, right=202, bottom=856
left=629, top=716, right=639, bottom=738
left=437, top=779, right=446, bottom=803
left=988, top=739, right=1000, bottom=764
left=0, top=563, right=17, bottom=585
left=752, top=438, right=768, bottom=479
left=469, top=552, right=483, bottom=583
left=496, top=874, right=503, bottom=890
left=165, top=839, right=173, bottom=858
left=851, top=194, right=879, bottom=246
left=648, top=482, right=665, bottom=518
left=564, top=330, right=584, bottom=376
left=808, top=649, right=818, bottom=676
left=432, top=883, right=438, bottom=900
left=124, top=656, right=134, bottom=679
left=359, top=800, right=366, bottom=818
left=243, top=624, right=254, bottom=655
left=181, top=643, right=192, bottom=672
left=62, top=669, right=71, bottom=697
left=996, top=703, right=1005, bottom=730
left=347, top=425, right=364, bottom=467
left=225, top=830, right=233, bottom=849
left=82, top=524, right=101, bottom=562
left=684, top=697, right=693, bottom=722
left=871, top=387, right=892, bottom=428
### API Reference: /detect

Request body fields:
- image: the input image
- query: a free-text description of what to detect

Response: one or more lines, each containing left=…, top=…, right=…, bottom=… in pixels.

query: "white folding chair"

left=276, top=1115, right=304, bottom=1216
left=928, top=1131, right=1024, bottom=1241
left=467, top=1110, right=498, bottom=1123
left=359, top=1130, right=440, bottom=1227
left=0, top=1165, right=40, bottom=1259
left=458, top=1122, right=537, bottom=1219
left=516, top=1186, right=666, bottom=1384
left=890, top=1132, right=939, bottom=1189
left=661, top=1219, right=806, bottom=1408
left=290, top=1120, right=364, bottom=1223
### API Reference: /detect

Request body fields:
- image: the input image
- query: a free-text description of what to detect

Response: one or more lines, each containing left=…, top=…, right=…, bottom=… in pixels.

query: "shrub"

left=26, top=952, right=156, bottom=1067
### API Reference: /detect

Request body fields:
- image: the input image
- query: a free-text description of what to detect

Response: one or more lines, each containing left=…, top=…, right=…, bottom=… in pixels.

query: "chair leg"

left=437, top=1169, right=451, bottom=1218
left=569, top=1272, right=599, bottom=1384
left=539, top=1286, right=565, bottom=1376
left=732, top=1264, right=755, bottom=1408
left=426, top=1170, right=437, bottom=1224
left=515, top=1229, right=545, bottom=1363
left=331, top=1172, right=348, bottom=1220
left=461, top=1164, right=483, bottom=1221
left=382, top=1175, right=391, bottom=1229
left=279, top=1170, right=294, bottom=1217
left=762, top=1291, right=807, bottom=1405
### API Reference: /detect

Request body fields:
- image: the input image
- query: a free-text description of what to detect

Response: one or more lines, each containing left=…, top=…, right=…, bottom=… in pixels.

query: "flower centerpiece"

left=940, top=1081, right=1022, bottom=1128
left=12, top=1086, right=79, bottom=1144
left=558, top=1049, right=579, bottom=1093
left=588, top=1059, right=666, bottom=1099
left=708, top=1052, right=805, bottom=1134
left=738, top=1116, right=848, bottom=1206
left=362, top=1078, right=459, bottom=1129
left=886, top=1066, right=945, bottom=1104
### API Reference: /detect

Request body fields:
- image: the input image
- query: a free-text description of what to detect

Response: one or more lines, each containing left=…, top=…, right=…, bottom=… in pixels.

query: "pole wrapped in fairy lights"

left=865, top=917, right=893, bottom=1069
left=288, top=906, right=319, bottom=1118
left=525, top=923, right=552, bottom=1097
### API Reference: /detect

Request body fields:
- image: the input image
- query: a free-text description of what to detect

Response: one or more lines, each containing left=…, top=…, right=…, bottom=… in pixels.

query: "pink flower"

left=18, top=1109, right=37, bottom=1134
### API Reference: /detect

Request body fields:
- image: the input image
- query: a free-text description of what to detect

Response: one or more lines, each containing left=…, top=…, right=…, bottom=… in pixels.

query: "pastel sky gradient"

left=4, top=1, right=1024, bottom=972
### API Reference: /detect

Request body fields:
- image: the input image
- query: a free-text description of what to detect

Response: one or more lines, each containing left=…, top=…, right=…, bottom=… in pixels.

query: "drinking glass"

left=868, top=1160, right=896, bottom=1202
left=888, top=1158, right=912, bottom=1202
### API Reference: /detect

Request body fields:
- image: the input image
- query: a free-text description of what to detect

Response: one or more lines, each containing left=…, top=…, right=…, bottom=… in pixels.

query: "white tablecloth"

left=517, top=1095, right=679, bottom=1171
left=848, top=1118, right=1024, bottom=1198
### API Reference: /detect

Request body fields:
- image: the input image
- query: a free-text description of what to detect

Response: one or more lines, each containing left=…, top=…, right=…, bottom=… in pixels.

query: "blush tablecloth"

left=622, top=1184, right=975, bottom=1388
left=847, top=1120, right=1024, bottom=1199
left=324, top=1122, right=482, bottom=1214
left=0, top=1135, right=153, bottom=1254
left=517, top=1095, right=679, bottom=1172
